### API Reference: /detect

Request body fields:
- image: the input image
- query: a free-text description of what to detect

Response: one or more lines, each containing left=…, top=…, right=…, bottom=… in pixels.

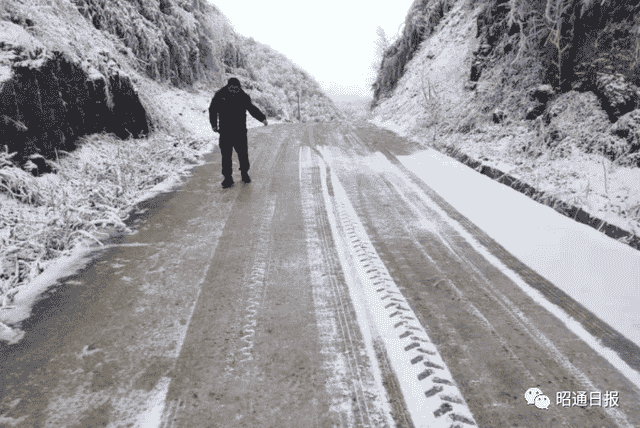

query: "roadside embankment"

left=0, top=129, right=215, bottom=343
left=370, top=0, right=640, bottom=252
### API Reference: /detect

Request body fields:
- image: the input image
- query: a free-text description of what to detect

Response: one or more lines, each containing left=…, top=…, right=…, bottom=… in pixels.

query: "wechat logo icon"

left=525, top=387, right=550, bottom=410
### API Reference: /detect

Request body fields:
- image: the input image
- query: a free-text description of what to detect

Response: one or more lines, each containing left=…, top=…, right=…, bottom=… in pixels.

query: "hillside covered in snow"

left=0, top=0, right=342, bottom=169
left=370, top=0, right=640, bottom=248
left=0, top=0, right=342, bottom=311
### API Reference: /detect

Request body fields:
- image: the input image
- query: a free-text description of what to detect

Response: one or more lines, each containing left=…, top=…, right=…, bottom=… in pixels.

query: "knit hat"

left=227, top=77, right=241, bottom=88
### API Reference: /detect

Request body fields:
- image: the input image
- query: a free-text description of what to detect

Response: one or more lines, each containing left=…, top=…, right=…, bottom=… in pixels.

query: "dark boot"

left=241, top=172, right=251, bottom=184
left=221, top=176, right=234, bottom=188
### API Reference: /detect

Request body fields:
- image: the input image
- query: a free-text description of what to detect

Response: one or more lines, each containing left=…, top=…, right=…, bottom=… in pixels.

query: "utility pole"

left=297, top=87, right=301, bottom=122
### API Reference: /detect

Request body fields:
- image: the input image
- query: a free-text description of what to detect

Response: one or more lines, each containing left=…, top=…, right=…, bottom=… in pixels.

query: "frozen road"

left=0, top=123, right=639, bottom=427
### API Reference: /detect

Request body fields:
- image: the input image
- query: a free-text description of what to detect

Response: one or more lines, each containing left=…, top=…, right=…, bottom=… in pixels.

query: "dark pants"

left=219, top=131, right=249, bottom=178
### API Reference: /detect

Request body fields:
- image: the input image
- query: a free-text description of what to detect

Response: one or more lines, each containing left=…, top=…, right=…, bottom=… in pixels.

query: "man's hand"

left=262, top=119, right=268, bottom=126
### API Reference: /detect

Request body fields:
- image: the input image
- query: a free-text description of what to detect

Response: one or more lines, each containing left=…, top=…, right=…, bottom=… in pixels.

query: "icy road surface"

left=0, top=123, right=639, bottom=428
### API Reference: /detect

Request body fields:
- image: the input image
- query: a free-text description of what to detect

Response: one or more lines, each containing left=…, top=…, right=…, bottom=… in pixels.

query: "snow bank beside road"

left=397, top=148, right=640, bottom=352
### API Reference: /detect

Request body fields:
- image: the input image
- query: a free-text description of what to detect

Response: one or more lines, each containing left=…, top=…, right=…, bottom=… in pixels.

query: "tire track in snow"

left=313, top=145, right=477, bottom=428
left=236, top=197, right=277, bottom=364
left=300, top=145, right=395, bottom=427
left=157, top=134, right=286, bottom=428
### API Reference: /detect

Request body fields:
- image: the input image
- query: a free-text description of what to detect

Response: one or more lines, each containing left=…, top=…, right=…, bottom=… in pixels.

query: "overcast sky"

left=207, top=0, right=415, bottom=101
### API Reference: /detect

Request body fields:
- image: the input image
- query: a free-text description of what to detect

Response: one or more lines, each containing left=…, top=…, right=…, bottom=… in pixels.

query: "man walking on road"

left=209, top=77, right=268, bottom=188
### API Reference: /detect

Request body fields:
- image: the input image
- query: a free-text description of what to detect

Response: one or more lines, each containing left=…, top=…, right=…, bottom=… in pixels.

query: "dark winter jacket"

left=208, top=86, right=266, bottom=134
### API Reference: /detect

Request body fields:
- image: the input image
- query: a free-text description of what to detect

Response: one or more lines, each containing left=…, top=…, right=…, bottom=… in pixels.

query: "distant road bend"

left=0, top=122, right=639, bottom=428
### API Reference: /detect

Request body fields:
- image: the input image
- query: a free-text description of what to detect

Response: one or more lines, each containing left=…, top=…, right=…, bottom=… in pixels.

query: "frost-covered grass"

left=0, top=132, right=211, bottom=309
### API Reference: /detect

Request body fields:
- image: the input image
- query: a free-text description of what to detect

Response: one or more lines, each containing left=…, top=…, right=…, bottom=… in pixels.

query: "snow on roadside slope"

left=153, top=86, right=282, bottom=141
left=372, top=0, right=477, bottom=135
left=432, top=123, right=640, bottom=239
left=396, top=147, right=640, bottom=355
left=370, top=0, right=640, bottom=242
left=0, top=85, right=281, bottom=344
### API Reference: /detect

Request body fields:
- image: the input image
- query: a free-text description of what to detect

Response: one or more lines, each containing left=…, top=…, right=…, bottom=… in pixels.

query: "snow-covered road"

left=0, top=122, right=638, bottom=427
